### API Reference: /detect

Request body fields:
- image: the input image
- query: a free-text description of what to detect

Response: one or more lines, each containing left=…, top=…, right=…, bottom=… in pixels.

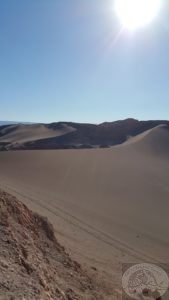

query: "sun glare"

left=114, top=0, right=161, bottom=30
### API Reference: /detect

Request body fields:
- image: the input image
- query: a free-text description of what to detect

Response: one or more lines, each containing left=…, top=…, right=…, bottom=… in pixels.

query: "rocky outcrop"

left=0, top=190, right=111, bottom=299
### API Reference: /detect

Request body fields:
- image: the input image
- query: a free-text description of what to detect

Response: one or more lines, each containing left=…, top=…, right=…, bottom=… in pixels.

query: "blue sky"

left=0, top=0, right=169, bottom=123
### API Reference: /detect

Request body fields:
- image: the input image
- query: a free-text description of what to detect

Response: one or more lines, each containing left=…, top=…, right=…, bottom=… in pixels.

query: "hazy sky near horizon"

left=0, top=0, right=169, bottom=123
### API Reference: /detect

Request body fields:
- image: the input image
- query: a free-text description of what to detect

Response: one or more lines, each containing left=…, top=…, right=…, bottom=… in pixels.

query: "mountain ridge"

left=0, top=119, right=168, bottom=151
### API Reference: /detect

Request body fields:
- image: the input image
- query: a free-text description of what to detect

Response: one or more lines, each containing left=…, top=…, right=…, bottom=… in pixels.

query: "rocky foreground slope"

left=0, top=190, right=113, bottom=300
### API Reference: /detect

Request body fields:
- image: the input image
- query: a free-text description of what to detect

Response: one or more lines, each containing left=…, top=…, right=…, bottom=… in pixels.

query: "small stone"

left=0, top=258, right=9, bottom=268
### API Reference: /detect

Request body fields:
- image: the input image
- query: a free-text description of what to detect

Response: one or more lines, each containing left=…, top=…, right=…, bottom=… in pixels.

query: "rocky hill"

left=0, top=190, right=113, bottom=299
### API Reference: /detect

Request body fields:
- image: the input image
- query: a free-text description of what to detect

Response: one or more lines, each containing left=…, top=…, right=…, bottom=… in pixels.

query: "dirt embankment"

left=0, top=190, right=114, bottom=300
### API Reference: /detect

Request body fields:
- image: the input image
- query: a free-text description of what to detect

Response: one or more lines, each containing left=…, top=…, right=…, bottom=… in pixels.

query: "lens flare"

left=114, top=0, right=161, bottom=30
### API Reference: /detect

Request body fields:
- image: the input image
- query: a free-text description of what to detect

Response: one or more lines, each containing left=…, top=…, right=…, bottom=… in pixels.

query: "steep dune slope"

left=124, top=124, right=169, bottom=157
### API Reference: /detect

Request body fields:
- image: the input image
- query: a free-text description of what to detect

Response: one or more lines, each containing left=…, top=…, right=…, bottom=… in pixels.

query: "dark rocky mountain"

left=0, top=118, right=169, bottom=150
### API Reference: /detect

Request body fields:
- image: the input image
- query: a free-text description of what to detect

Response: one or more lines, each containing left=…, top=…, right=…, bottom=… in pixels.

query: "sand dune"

left=124, top=124, right=169, bottom=157
left=0, top=125, right=169, bottom=285
left=0, top=123, right=75, bottom=144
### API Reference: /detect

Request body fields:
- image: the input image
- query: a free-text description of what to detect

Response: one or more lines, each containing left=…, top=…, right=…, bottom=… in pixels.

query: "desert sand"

left=0, top=125, right=169, bottom=291
left=0, top=123, right=75, bottom=144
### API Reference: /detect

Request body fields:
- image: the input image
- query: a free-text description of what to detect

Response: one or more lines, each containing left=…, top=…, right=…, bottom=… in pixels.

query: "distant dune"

left=0, top=123, right=75, bottom=146
left=0, top=118, right=169, bottom=150
left=0, top=125, right=169, bottom=287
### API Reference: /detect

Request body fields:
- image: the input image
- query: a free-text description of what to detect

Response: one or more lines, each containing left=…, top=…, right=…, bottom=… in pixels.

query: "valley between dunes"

left=0, top=125, right=169, bottom=288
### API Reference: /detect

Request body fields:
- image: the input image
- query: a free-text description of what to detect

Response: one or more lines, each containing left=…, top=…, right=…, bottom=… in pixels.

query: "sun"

left=114, top=0, right=161, bottom=30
